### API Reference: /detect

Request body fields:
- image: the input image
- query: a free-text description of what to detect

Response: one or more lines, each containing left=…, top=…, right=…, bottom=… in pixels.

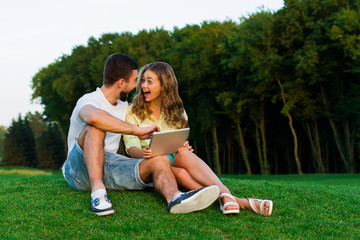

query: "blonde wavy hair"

left=131, top=62, right=188, bottom=129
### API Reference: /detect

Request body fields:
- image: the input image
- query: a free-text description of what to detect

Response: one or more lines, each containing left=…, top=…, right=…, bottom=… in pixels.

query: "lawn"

left=0, top=167, right=359, bottom=239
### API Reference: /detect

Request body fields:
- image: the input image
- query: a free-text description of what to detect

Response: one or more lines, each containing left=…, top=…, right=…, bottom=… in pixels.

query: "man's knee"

left=139, top=156, right=171, bottom=175
left=78, top=125, right=105, bottom=148
left=148, top=156, right=171, bottom=170
left=151, top=156, right=171, bottom=170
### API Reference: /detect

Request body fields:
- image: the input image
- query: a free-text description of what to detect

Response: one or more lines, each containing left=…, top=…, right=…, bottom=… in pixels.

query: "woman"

left=123, top=62, right=273, bottom=216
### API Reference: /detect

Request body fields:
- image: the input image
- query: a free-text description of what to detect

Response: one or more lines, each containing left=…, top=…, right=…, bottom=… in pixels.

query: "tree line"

left=1, top=112, right=66, bottom=170
left=27, top=0, right=360, bottom=174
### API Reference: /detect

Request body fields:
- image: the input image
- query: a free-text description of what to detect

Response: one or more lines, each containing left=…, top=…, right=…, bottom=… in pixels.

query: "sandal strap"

left=220, top=193, right=239, bottom=210
left=248, top=198, right=261, bottom=214
left=223, top=201, right=239, bottom=208
left=219, top=193, right=236, bottom=202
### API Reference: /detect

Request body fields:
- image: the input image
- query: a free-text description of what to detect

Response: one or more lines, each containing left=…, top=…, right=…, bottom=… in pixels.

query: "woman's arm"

left=127, top=146, right=152, bottom=159
left=127, top=146, right=144, bottom=159
left=124, top=105, right=153, bottom=158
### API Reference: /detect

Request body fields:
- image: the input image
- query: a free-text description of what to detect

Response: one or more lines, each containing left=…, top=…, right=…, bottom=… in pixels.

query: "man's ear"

left=118, top=79, right=125, bottom=88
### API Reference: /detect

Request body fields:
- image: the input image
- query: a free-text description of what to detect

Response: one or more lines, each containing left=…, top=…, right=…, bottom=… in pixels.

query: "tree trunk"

left=304, top=120, right=325, bottom=173
left=237, top=122, right=251, bottom=175
left=344, top=119, right=356, bottom=173
left=276, top=75, right=303, bottom=174
left=260, top=102, right=269, bottom=174
left=227, top=138, right=233, bottom=174
left=212, top=126, right=221, bottom=174
left=203, top=133, right=212, bottom=169
left=222, top=142, right=226, bottom=173
left=255, top=121, right=264, bottom=174
left=320, top=86, right=350, bottom=172
left=314, top=121, right=326, bottom=173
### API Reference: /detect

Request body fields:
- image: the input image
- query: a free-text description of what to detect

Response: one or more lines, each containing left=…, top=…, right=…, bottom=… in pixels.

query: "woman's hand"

left=143, top=146, right=152, bottom=158
left=177, top=141, right=194, bottom=153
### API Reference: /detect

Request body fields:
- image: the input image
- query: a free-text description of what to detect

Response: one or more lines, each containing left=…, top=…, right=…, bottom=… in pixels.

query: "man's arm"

left=79, top=104, right=159, bottom=139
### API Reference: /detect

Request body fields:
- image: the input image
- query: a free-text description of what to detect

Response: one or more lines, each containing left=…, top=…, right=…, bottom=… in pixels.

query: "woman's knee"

left=172, top=167, right=190, bottom=180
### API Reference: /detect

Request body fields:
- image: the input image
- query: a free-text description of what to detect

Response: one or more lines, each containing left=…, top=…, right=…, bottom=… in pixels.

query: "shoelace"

left=92, top=198, right=100, bottom=207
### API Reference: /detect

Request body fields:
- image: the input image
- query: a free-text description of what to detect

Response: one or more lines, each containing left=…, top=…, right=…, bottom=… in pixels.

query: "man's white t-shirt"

left=67, top=87, right=128, bottom=156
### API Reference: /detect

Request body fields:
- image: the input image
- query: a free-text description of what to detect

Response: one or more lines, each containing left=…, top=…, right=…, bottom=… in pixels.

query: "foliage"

left=3, top=115, right=37, bottom=167
left=37, top=122, right=66, bottom=170
left=0, top=126, right=6, bottom=162
left=2, top=113, right=66, bottom=170
left=30, top=0, right=360, bottom=174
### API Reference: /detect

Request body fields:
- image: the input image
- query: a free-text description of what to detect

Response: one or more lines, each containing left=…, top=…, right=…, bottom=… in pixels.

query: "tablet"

left=149, top=128, right=190, bottom=157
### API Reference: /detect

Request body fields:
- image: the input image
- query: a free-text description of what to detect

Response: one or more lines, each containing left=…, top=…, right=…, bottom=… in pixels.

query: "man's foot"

left=168, top=185, right=220, bottom=214
left=91, top=189, right=114, bottom=216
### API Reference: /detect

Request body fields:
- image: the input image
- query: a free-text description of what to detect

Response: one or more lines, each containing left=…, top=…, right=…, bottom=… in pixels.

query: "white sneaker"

left=91, top=189, right=114, bottom=216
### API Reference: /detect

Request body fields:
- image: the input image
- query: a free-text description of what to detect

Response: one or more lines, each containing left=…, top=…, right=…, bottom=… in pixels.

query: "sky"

left=0, top=0, right=284, bottom=127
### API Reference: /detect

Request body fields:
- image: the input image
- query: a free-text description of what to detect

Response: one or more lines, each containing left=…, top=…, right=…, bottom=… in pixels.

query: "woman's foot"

left=219, top=193, right=240, bottom=214
left=235, top=197, right=273, bottom=216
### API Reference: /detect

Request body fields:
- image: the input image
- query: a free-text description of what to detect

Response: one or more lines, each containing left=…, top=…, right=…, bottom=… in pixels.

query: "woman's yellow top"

left=123, top=105, right=188, bottom=154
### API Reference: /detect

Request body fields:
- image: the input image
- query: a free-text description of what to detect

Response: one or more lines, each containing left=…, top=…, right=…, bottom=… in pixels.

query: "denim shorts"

left=62, top=141, right=153, bottom=191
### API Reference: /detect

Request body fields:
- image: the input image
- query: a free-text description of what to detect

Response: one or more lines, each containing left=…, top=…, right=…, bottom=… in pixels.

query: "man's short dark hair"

left=103, top=53, right=138, bottom=86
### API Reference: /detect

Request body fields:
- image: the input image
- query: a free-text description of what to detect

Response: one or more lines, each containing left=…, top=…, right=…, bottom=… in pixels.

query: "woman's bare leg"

left=171, top=166, right=203, bottom=190
left=173, top=149, right=272, bottom=215
left=173, top=149, right=239, bottom=211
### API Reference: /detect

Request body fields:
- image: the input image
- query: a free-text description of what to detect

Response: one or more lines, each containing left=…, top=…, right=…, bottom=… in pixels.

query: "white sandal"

left=219, top=193, right=240, bottom=214
left=248, top=198, right=273, bottom=216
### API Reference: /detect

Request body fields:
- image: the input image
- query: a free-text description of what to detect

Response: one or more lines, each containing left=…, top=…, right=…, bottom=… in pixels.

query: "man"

left=62, top=53, right=220, bottom=216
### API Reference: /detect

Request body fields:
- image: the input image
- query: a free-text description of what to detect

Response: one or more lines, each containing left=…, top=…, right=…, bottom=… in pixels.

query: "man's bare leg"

left=139, top=156, right=181, bottom=202
left=77, top=125, right=114, bottom=216
left=78, top=125, right=106, bottom=192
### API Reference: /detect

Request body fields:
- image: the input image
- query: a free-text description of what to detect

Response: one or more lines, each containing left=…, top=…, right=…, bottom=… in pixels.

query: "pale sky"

left=0, top=0, right=284, bottom=127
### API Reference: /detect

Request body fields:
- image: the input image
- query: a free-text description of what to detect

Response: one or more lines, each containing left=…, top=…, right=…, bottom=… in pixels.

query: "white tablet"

left=149, top=128, right=190, bottom=157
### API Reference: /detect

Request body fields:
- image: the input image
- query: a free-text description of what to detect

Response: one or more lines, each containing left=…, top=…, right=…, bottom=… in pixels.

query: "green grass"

left=0, top=166, right=54, bottom=179
left=223, top=173, right=360, bottom=186
left=0, top=167, right=359, bottom=239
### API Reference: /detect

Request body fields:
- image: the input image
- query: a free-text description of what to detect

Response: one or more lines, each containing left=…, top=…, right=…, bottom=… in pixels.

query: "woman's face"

left=141, top=70, right=162, bottom=103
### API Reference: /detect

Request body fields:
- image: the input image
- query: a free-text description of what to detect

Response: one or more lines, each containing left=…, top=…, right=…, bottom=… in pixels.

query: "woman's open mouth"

left=143, top=91, right=150, bottom=98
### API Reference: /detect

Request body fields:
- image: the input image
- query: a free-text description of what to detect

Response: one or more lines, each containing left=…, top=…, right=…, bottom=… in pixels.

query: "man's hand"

left=136, top=125, right=160, bottom=140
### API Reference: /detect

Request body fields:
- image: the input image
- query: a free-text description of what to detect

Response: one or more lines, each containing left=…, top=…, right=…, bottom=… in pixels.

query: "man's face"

left=120, top=69, right=138, bottom=101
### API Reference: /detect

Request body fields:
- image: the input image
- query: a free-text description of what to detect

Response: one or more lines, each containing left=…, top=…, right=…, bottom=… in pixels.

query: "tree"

left=30, top=4, right=360, bottom=174
left=0, top=126, right=7, bottom=164
left=3, top=115, right=37, bottom=167
left=218, top=11, right=277, bottom=175
left=37, top=122, right=66, bottom=170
